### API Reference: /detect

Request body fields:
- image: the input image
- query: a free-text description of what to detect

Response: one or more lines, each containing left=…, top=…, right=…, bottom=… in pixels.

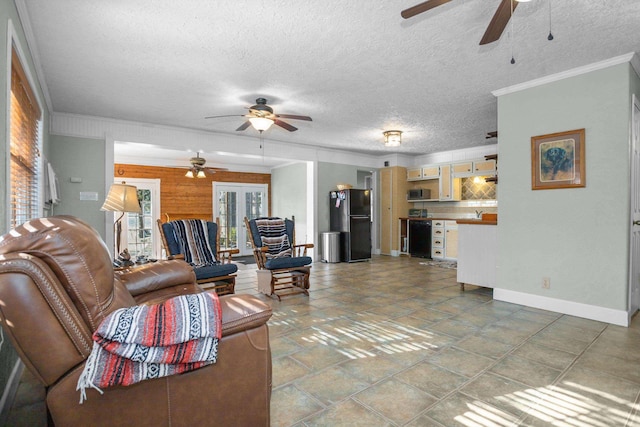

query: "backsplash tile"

left=461, top=178, right=496, bottom=200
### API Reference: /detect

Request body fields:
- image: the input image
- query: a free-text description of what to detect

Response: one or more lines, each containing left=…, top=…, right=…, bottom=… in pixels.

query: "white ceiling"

left=19, top=0, right=640, bottom=169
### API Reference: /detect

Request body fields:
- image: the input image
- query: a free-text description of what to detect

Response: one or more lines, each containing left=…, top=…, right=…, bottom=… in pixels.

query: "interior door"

left=629, top=94, right=640, bottom=318
left=214, top=183, right=268, bottom=256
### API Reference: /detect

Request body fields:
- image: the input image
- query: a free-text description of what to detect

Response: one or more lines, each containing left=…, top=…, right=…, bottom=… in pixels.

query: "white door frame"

left=115, top=178, right=162, bottom=259
left=628, top=94, right=640, bottom=320
left=213, top=182, right=269, bottom=256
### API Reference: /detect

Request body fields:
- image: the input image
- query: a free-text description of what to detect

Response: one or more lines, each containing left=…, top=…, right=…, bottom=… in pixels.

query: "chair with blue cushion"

left=244, top=216, right=313, bottom=300
left=158, top=218, right=239, bottom=295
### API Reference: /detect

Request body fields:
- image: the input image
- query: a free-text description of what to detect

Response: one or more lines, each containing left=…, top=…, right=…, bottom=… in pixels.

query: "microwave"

left=408, top=189, right=430, bottom=199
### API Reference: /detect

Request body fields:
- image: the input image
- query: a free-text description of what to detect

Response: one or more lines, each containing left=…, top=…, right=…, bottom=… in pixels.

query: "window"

left=9, top=46, right=42, bottom=229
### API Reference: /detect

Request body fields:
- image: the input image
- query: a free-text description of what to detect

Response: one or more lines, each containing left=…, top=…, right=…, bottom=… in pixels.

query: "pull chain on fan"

left=547, top=0, right=554, bottom=41
left=510, top=0, right=516, bottom=64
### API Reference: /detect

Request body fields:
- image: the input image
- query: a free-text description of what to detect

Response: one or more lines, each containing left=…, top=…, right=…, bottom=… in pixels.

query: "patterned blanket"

left=77, top=292, right=222, bottom=403
left=171, top=219, right=217, bottom=267
left=255, top=218, right=292, bottom=258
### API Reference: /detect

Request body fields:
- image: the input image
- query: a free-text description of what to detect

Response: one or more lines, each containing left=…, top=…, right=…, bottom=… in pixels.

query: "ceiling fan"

left=205, top=98, right=312, bottom=132
left=182, top=153, right=228, bottom=178
left=401, top=0, right=525, bottom=45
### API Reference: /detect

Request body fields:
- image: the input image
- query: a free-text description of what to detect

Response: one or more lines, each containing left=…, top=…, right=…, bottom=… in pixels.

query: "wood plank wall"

left=113, top=164, right=271, bottom=221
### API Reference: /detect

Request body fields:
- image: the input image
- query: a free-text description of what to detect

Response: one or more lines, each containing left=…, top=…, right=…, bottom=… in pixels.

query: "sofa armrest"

left=220, top=294, right=272, bottom=337
left=117, top=259, right=196, bottom=297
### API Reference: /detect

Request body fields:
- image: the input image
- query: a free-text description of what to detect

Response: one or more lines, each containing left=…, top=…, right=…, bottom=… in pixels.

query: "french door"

left=117, top=178, right=161, bottom=259
left=214, top=183, right=268, bottom=256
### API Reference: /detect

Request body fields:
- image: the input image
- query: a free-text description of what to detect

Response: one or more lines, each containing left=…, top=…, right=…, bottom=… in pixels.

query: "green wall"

left=0, top=0, right=51, bottom=418
left=271, top=162, right=308, bottom=241
left=497, top=63, right=636, bottom=312
left=49, top=135, right=107, bottom=238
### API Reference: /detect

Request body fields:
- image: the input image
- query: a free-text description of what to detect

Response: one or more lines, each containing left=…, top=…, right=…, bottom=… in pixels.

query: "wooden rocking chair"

left=244, top=216, right=313, bottom=300
left=158, top=218, right=239, bottom=295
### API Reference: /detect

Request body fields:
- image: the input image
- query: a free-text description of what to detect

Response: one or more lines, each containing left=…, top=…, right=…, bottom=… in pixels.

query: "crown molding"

left=14, top=0, right=52, bottom=113
left=493, top=52, right=637, bottom=98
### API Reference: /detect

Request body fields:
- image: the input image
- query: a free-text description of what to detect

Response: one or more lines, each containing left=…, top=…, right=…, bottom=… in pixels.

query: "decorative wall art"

left=531, top=128, right=585, bottom=190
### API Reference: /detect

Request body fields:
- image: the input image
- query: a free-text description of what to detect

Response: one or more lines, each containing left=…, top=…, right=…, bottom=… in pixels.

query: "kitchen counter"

left=400, top=217, right=459, bottom=221
left=456, top=219, right=497, bottom=225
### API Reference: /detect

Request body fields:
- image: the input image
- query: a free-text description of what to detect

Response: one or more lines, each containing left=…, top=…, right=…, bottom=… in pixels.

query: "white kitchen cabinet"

left=421, top=165, right=440, bottom=179
left=438, top=164, right=461, bottom=201
left=457, top=223, right=497, bottom=288
left=407, top=168, right=422, bottom=181
left=452, top=159, right=497, bottom=178
left=452, top=162, right=473, bottom=176
left=431, top=220, right=457, bottom=260
left=473, top=159, right=496, bottom=175
left=444, top=221, right=458, bottom=259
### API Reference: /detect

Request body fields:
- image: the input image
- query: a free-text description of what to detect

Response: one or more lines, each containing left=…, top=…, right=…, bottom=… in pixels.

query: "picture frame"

left=531, top=128, right=585, bottom=190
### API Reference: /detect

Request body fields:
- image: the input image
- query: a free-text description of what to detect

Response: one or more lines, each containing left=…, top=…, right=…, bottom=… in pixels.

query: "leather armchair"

left=0, top=215, right=272, bottom=426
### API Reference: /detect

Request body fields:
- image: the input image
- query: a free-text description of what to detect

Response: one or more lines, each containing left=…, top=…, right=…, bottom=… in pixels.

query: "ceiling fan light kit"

left=249, top=117, right=274, bottom=132
left=383, top=130, right=403, bottom=147
left=206, top=97, right=312, bottom=133
left=183, top=153, right=227, bottom=178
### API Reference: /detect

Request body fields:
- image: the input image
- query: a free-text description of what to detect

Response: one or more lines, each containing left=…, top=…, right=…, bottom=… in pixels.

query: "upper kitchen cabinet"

left=407, top=168, right=422, bottom=181
left=406, top=165, right=440, bottom=181
left=439, top=164, right=461, bottom=201
left=422, top=165, right=440, bottom=179
left=452, top=159, right=497, bottom=178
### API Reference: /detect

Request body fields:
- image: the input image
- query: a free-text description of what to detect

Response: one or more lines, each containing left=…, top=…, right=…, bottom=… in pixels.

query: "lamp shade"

left=249, top=117, right=274, bottom=132
left=101, top=183, right=141, bottom=213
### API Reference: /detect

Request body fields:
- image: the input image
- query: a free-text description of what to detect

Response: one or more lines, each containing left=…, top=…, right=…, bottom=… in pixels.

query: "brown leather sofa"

left=0, top=215, right=272, bottom=426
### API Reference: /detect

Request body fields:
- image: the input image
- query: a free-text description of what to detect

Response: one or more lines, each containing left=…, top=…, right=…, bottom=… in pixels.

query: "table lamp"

left=101, top=182, right=141, bottom=256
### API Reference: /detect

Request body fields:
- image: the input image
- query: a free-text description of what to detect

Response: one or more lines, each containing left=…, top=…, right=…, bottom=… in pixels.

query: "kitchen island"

left=456, top=218, right=497, bottom=290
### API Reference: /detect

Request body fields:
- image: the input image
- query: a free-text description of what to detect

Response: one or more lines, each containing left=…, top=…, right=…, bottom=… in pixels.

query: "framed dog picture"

left=531, top=129, right=585, bottom=190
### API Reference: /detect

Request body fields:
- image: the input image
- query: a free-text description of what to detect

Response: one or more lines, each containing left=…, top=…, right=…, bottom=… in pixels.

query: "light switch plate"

left=79, top=191, right=98, bottom=201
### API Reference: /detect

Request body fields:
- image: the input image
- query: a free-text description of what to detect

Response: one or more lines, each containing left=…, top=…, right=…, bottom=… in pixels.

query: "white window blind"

left=10, top=47, right=42, bottom=229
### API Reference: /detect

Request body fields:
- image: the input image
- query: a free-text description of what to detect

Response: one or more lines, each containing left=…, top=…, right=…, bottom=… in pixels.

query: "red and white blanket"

left=77, top=291, right=222, bottom=403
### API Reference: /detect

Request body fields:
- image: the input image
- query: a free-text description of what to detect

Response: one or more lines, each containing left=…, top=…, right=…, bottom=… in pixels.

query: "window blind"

left=10, top=47, right=42, bottom=229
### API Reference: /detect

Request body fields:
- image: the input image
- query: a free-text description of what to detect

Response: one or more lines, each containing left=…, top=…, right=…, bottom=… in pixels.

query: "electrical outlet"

left=542, top=277, right=551, bottom=289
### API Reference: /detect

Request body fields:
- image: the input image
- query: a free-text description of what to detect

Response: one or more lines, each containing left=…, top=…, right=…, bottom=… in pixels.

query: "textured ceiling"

left=20, top=0, right=640, bottom=165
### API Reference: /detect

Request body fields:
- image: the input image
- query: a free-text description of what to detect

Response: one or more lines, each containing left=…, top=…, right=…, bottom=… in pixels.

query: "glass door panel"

left=217, top=190, right=238, bottom=249
left=116, top=178, right=161, bottom=260
left=214, top=183, right=268, bottom=256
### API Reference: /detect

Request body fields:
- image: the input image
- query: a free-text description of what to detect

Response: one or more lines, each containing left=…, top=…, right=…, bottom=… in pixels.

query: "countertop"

left=456, top=219, right=497, bottom=225
left=400, top=217, right=460, bottom=221
left=399, top=216, right=497, bottom=225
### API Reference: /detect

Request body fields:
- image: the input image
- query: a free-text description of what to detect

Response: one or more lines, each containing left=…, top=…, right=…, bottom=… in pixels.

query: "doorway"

left=116, top=178, right=162, bottom=259
left=213, top=183, right=269, bottom=256
left=629, top=94, right=640, bottom=319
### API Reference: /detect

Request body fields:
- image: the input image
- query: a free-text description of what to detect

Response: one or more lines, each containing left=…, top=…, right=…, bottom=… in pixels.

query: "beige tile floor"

left=7, top=255, right=640, bottom=426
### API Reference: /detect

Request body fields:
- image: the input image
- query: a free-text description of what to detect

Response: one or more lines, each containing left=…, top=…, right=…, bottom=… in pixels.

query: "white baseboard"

left=493, top=288, right=630, bottom=327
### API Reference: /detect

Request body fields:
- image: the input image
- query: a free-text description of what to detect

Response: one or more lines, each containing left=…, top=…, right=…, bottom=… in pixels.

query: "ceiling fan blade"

left=274, top=119, right=298, bottom=132
left=236, top=121, right=251, bottom=131
left=205, top=114, right=244, bottom=119
left=276, top=114, right=312, bottom=121
left=401, top=0, right=452, bottom=19
left=479, top=0, right=518, bottom=45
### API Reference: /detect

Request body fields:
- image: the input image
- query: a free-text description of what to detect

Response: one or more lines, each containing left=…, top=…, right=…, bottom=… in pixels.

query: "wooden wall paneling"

left=114, top=164, right=271, bottom=221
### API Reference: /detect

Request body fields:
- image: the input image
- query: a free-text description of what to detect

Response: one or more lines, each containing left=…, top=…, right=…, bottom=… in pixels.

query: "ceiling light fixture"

left=249, top=117, right=274, bottom=132
left=185, top=168, right=207, bottom=178
left=383, top=130, right=402, bottom=147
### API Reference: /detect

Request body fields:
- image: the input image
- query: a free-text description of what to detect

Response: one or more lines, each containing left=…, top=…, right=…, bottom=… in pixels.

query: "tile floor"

left=7, top=255, right=640, bottom=426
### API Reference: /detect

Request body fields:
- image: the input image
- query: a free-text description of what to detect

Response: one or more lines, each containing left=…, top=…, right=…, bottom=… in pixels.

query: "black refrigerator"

left=329, top=189, right=371, bottom=262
